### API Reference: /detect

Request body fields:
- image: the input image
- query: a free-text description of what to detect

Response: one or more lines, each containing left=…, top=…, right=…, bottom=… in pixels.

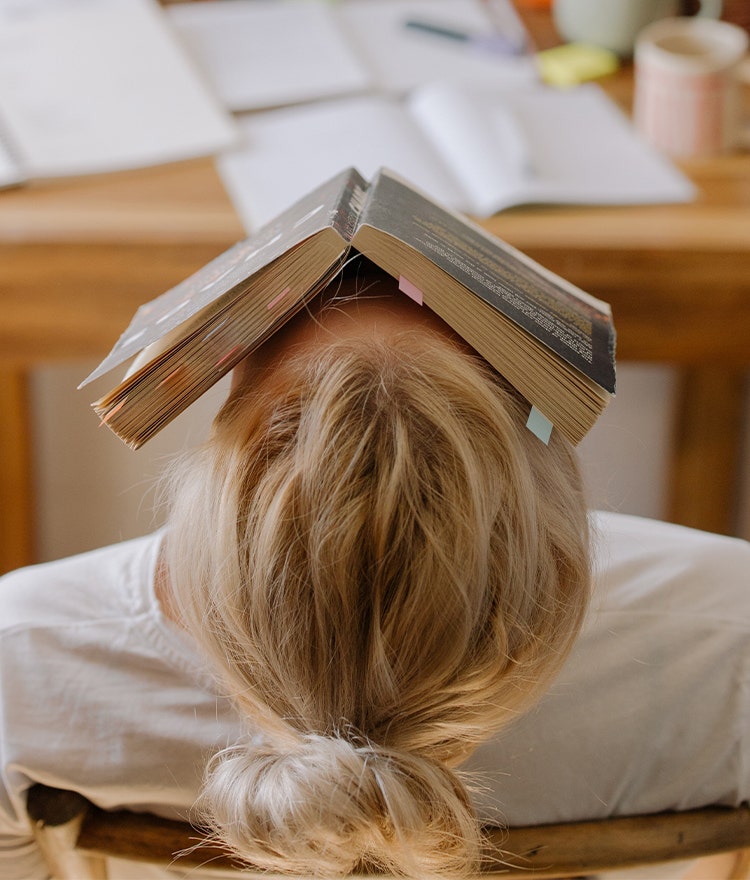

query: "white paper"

left=218, top=83, right=696, bottom=233
left=166, top=0, right=371, bottom=112
left=408, top=82, right=530, bottom=217
left=0, top=0, right=237, bottom=178
left=166, top=0, right=537, bottom=113
left=409, top=82, right=697, bottom=212
left=335, top=0, right=538, bottom=94
left=488, top=84, right=698, bottom=209
left=217, top=96, right=465, bottom=231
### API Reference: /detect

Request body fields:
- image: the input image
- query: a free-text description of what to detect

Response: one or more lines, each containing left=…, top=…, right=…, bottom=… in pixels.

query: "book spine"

left=360, top=170, right=615, bottom=394
left=330, top=167, right=369, bottom=242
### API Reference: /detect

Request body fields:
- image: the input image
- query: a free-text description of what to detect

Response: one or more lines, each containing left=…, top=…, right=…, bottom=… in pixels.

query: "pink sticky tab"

left=398, top=275, right=423, bottom=306
left=267, top=286, right=291, bottom=310
left=216, top=345, right=242, bottom=368
left=100, top=399, right=126, bottom=427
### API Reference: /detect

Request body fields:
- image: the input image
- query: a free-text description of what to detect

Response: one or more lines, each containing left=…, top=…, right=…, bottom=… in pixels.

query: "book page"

left=217, top=97, right=465, bottom=233
left=166, top=0, right=371, bottom=112
left=409, top=82, right=695, bottom=213
left=468, top=84, right=696, bottom=209
left=0, top=0, right=236, bottom=177
left=335, top=0, right=537, bottom=94
left=506, top=84, right=696, bottom=205
left=408, top=82, right=530, bottom=217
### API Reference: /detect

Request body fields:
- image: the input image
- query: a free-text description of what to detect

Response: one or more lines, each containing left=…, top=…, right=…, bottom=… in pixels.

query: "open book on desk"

left=218, top=82, right=696, bottom=232
left=82, top=167, right=616, bottom=450
left=165, top=0, right=535, bottom=112
left=0, top=0, right=236, bottom=186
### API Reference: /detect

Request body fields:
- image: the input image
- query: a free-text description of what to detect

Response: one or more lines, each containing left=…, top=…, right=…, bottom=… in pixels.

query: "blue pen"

left=404, top=18, right=524, bottom=57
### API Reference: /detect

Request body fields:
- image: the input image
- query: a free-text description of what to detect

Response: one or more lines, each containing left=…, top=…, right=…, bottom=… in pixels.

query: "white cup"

left=553, top=0, right=722, bottom=57
left=634, top=17, right=750, bottom=158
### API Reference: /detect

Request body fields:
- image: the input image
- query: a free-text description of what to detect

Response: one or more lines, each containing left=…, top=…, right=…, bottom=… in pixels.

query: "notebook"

left=217, top=82, right=696, bottom=231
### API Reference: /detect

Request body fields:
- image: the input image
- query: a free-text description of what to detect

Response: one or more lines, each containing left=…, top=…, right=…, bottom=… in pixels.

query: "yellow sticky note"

left=536, top=43, right=620, bottom=88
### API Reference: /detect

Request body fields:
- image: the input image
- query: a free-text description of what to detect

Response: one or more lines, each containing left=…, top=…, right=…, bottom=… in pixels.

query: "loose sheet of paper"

left=165, top=0, right=538, bottom=112
left=166, top=0, right=371, bottom=111
left=0, top=0, right=236, bottom=178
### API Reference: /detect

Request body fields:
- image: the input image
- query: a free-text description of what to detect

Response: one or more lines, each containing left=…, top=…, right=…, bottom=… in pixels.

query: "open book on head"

left=218, top=82, right=695, bottom=232
left=81, top=168, right=616, bottom=450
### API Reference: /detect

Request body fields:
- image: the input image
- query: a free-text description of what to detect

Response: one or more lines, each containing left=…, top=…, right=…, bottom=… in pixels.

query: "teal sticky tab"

left=526, top=406, right=553, bottom=445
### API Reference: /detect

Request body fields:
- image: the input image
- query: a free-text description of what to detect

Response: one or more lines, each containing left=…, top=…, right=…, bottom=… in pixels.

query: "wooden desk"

left=1, top=69, right=749, bottom=573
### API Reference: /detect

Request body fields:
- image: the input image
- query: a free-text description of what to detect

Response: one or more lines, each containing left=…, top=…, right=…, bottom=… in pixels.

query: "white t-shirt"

left=1, top=512, right=749, bottom=879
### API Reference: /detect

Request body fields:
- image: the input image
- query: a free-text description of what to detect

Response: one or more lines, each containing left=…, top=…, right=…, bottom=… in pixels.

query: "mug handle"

left=696, top=0, right=723, bottom=17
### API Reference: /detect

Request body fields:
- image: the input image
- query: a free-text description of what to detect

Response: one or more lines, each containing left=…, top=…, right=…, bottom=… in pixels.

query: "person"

left=1, top=267, right=749, bottom=880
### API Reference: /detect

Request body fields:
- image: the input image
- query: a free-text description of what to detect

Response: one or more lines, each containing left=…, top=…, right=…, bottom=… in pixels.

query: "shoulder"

left=589, top=510, right=750, bottom=620
left=592, top=509, right=750, bottom=561
left=467, top=514, right=750, bottom=824
left=0, top=531, right=164, bottom=634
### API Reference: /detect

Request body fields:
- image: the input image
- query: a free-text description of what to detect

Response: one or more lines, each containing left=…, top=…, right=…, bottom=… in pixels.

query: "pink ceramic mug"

left=634, top=16, right=750, bottom=158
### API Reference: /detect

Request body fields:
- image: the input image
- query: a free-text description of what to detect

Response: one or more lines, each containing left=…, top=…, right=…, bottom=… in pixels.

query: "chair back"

left=27, top=784, right=750, bottom=879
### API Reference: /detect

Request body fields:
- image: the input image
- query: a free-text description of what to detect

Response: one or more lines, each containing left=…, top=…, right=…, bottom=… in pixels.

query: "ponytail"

left=202, top=733, right=480, bottom=876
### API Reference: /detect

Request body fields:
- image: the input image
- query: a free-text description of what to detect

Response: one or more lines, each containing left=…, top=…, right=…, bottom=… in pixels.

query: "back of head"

left=163, top=298, right=590, bottom=877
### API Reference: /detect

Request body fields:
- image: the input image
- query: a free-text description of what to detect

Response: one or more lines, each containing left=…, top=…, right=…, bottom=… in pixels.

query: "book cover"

left=357, top=169, right=615, bottom=393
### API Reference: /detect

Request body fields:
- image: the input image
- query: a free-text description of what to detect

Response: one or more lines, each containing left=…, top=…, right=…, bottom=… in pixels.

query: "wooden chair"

left=27, top=783, right=750, bottom=879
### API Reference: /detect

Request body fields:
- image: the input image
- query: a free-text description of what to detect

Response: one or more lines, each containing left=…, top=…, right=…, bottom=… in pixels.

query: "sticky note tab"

left=536, top=43, right=619, bottom=88
left=399, top=275, right=424, bottom=306
left=267, top=286, right=291, bottom=310
left=526, top=406, right=553, bottom=444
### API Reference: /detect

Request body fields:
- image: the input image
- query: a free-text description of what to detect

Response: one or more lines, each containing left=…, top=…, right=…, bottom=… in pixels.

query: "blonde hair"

left=163, top=321, right=590, bottom=877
